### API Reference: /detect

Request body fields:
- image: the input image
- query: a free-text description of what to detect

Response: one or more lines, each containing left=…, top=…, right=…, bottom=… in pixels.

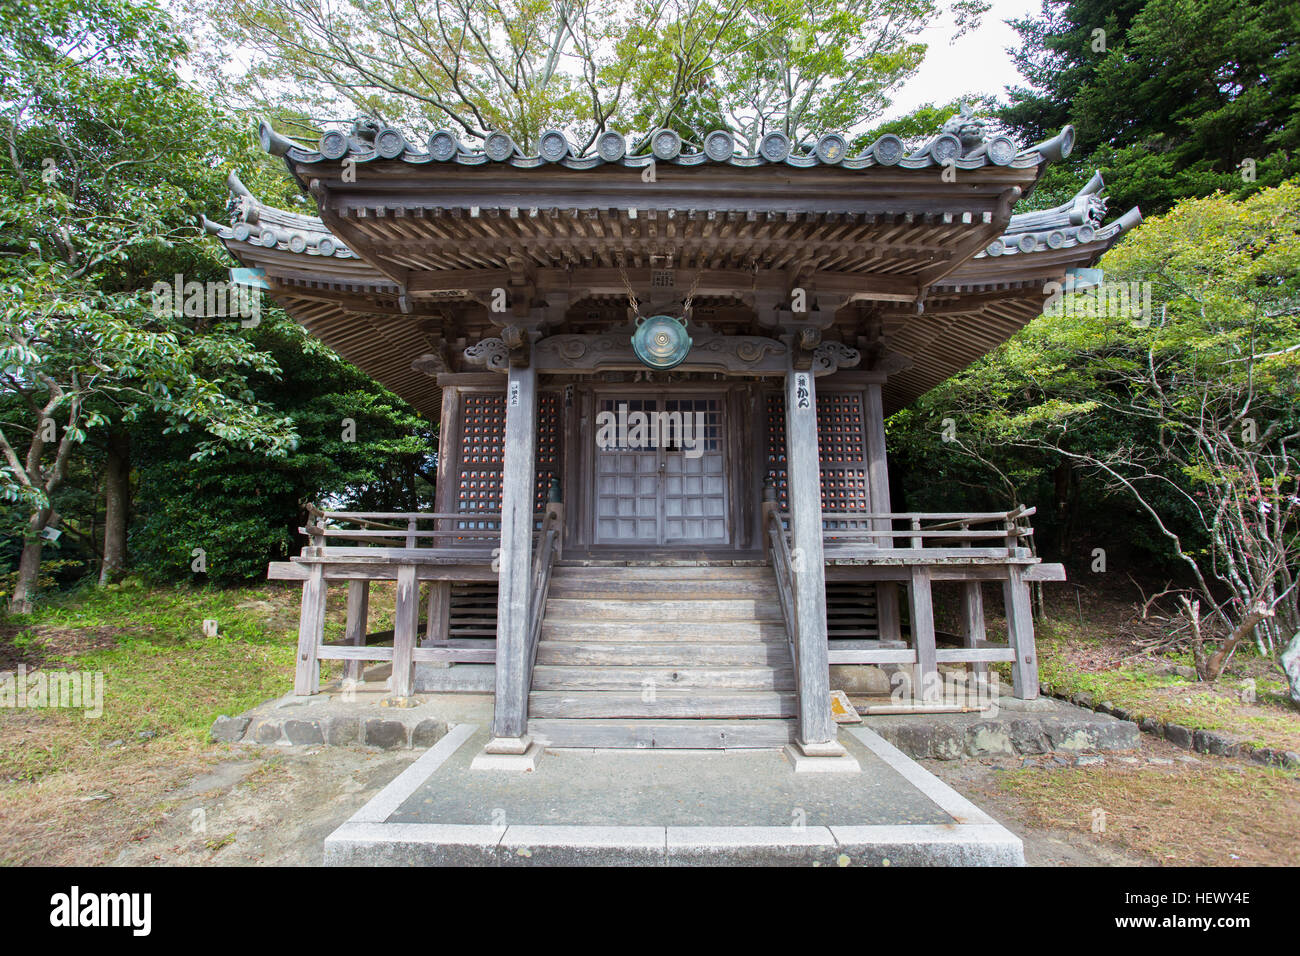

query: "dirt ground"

left=109, top=745, right=416, bottom=865
left=4, top=726, right=1294, bottom=866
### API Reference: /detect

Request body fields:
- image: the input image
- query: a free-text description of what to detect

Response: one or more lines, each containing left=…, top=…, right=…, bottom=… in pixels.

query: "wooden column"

left=294, top=564, right=326, bottom=696
left=909, top=566, right=940, bottom=704
left=784, top=367, right=836, bottom=749
left=961, top=581, right=988, bottom=680
left=392, top=564, right=419, bottom=698
left=1003, top=566, right=1039, bottom=699
left=424, top=581, right=451, bottom=646
left=864, top=381, right=901, bottom=642
left=343, top=579, right=370, bottom=682
left=492, top=363, right=537, bottom=741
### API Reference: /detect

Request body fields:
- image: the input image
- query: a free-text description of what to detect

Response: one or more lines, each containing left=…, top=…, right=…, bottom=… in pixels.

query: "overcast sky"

left=880, top=0, right=1043, bottom=120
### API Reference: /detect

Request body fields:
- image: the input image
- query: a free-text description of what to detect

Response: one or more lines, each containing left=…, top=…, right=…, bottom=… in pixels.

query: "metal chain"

left=616, top=255, right=639, bottom=317
left=617, top=255, right=705, bottom=321
left=680, top=265, right=705, bottom=321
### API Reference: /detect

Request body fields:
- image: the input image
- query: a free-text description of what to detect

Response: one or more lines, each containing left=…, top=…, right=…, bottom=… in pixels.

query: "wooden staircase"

left=526, top=565, right=799, bottom=749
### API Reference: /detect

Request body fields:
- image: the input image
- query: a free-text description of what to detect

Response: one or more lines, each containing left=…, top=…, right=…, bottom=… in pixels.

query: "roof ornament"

left=942, top=102, right=988, bottom=153
left=318, top=115, right=383, bottom=159
left=226, top=171, right=258, bottom=224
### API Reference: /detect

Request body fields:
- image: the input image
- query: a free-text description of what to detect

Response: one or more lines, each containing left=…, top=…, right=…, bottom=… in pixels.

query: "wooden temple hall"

left=210, top=113, right=1140, bottom=763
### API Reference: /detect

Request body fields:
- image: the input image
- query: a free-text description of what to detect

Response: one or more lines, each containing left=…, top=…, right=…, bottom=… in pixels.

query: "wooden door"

left=593, top=393, right=728, bottom=546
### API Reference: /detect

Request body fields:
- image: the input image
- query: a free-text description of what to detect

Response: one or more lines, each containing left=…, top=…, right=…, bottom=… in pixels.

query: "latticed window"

left=454, top=390, right=562, bottom=528
left=764, top=389, right=870, bottom=514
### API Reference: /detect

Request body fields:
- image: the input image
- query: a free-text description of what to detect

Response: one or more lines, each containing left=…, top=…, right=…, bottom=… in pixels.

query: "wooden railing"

left=765, top=508, right=802, bottom=715
left=525, top=503, right=562, bottom=693
left=301, top=505, right=501, bottom=553
left=820, top=506, right=1036, bottom=558
left=765, top=505, right=1057, bottom=705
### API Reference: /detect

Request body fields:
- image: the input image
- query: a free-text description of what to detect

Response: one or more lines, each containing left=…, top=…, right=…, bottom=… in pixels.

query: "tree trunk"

left=1202, top=601, right=1274, bottom=680
left=8, top=507, right=52, bottom=614
left=98, top=430, right=130, bottom=586
left=1281, top=630, right=1300, bottom=708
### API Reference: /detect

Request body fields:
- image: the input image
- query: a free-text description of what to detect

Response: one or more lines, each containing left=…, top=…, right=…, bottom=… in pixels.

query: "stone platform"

left=860, top=695, right=1140, bottom=759
left=322, top=725, right=1024, bottom=866
left=213, top=685, right=1137, bottom=762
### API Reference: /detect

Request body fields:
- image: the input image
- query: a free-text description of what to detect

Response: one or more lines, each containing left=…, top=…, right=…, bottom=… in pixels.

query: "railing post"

left=344, top=579, right=370, bottom=682
left=391, top=563, right=419, bottom=699
left=909, top=566, right=940, bottom=704
left=489, top=362, right=537, bottom=748
left=783, top=365, right=845, bottom=760
left=863, top=381, right=901, bottom=641
left=294, top=563, right=325, bottom=696
left=1004, top=564, right=1039, bottom=699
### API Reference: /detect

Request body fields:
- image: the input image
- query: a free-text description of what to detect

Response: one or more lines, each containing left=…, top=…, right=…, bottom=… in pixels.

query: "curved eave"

left=259, top=119, right=1075, bottom=184
left=947, top=207, right=1142, bottom=286
left=879, top=205, right=1142, bottom=415
left=203, top=213, right=356, bottom=260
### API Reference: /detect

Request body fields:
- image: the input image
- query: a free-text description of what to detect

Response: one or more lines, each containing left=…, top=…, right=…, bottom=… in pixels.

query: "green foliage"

left=891, top=182, right=1300, bottom=638
left=196, top=0, right=987, bottom=153
left=129, top=315, right=435, bottom=585
left=0, top=0, right=436, bottom=600
left=1001, top=0, right=1300, bottom=215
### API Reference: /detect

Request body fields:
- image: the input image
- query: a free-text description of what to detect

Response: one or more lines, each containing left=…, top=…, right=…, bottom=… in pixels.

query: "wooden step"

left=536, top=641, right=790, bottom=666
left=547, top=580, right=774, bottom=600
left=528, top=690, right=796, bottom=719
left=528, top=718, right=797, bottom=749
left=531, top=664, right=795, bottom=691
left=544, top=598, right=783, bottom=622
left=552, top=566, right=771, bottom=580
left=539, top=620, right=789, bottom=642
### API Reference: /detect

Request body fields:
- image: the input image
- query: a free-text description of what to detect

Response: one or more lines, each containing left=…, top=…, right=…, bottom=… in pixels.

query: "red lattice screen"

left=764, top=390, right=869, bottom=513
left=454, top=390, right=562, bottom=524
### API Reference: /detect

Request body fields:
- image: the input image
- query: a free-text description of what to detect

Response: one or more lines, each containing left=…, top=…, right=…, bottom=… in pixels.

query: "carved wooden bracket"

left=812, top=342, right=862, bottom=375
left=463, top=337, right=510, bottom=373
left=533, top=331, right=789, bottom=374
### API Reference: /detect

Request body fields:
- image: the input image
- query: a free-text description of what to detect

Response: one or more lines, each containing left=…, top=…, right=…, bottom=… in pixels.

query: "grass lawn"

left=0, top=578, right=391, bottom=865
left=996, top=760, right=1300, bottom=866
left=1031, top=585, right=1299, bottom=755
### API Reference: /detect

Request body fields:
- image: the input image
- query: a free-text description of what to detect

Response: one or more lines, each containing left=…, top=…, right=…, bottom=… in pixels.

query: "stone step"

left=531, top=664, right=795, bottom=691
left=544, top=598, right=784, bottom=622
left=536, top=641, right=790, bottom=666
left=527, top=718, right=798, bottom=750
left=539, top=620, right=789, bottom=642
left=528, top=690, right=797, bottom=719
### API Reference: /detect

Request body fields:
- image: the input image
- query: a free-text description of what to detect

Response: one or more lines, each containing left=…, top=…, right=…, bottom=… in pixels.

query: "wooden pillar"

left=492, top=363, right=537, bottom=741
left=961, top=581, right=988, bottom=680
left=392, top=564, right=419, bottom=699
left=864, top=381, right=901, bottom=642
left=424, top=581, right=450, bottom=646
left=908, top=566, right=940, bottom=704
left=344, top=579, right=370, bottom=682
left=294, top=564, right=326, bottom=696
left=784, top=367, right=836, bottom=749
left=1003, top=566, right=1038, bottom=699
